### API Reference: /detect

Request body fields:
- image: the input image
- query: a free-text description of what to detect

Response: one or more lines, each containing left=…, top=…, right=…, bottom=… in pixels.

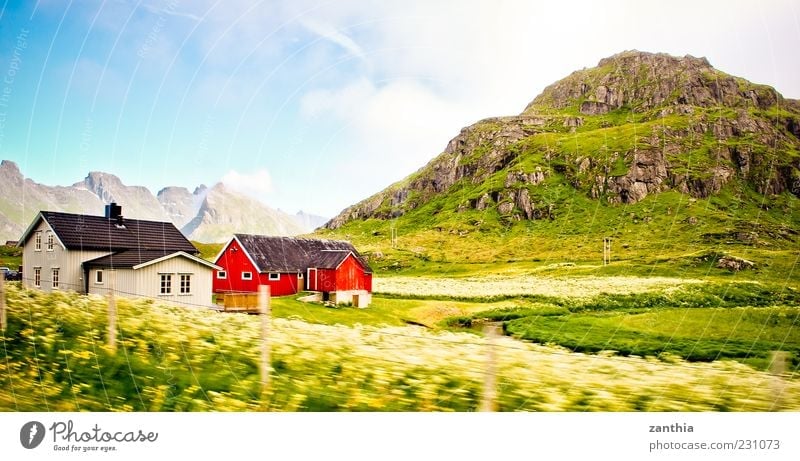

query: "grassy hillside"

left=317, top=108, right=800, bottom=277
left=2, top=283, right=799, bottom=411
left=0, top=245, right=21, bottom=269
left=192, top=241, right=224, bottom=261
left=317, top=189, right=799, bottom=280
left=319, top=53, right=800, bottom=277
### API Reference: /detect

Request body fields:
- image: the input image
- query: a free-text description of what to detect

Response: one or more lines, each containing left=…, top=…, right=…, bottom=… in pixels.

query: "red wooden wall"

left=213, top=239, right=301, bottom=296
left=335, top=254, right=370, bottom=291
left=314, top=254, right=372, bottom=292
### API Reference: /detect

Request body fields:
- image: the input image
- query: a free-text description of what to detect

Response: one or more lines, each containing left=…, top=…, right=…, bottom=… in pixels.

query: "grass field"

left=271, top=295, right=506, bottom=328
left=505, top=307, right=800, bottom=368
left=1, top=283, right=798, bottom=411
left=374, top=273, right=703, bottom=299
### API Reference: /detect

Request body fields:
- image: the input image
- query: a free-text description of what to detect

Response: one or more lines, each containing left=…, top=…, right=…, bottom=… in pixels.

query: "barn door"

left=307, top=268, right=317, bottom=291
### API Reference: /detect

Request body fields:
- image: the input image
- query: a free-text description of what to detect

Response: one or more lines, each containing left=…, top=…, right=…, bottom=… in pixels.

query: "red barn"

left=213, top=234, right=373, bottom=306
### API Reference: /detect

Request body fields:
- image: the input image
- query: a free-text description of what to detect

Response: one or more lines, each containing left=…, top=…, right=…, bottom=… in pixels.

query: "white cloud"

left=298, top=17, right=366, bottom=60
left=221, top=169, right=274, bottom=199
left=301, top=78, right=475, bottom=172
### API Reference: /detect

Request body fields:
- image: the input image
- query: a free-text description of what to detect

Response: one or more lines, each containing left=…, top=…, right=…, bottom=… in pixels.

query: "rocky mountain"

left=180, top=183, right=304, bottom=243
left=157, top=185, right=208, bottom=229
left=0, top=160, right=104, bottom=242
left=293, top=210, right=329, bottom=233
left=0, top=161, right=305, bottom=243
left=325, top=51, right=800, bottom=231
left=80, top=171, right=169, bottom=222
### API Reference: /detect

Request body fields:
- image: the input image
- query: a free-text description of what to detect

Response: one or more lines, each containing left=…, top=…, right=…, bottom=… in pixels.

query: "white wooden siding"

left=21, top=219, right=109, bottom=294
left=86, top=256, right=215, bottom=308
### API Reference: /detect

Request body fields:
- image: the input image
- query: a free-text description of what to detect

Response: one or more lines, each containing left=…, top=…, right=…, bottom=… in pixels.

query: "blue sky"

left=0, top=0, right=798, bottom=217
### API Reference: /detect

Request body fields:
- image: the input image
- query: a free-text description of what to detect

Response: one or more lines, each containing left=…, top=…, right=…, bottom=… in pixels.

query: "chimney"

left=105, top=202, right=124, bottom=226
left=105, top=202, right=122, bottom=219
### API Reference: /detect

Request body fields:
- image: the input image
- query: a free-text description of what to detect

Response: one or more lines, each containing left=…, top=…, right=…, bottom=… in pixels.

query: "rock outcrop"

left=326, top=51, right=800, bottom=229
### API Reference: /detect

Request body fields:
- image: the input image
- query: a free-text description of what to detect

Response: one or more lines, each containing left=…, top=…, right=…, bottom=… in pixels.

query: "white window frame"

left=179, top=274, right=191, bottom=295
left=160, top=273, right=172, bottom=295
left=46, top=233, right=54, bottom=251
left=268, top=272, right=280, bottom=281
left=241, top=271, right=253, bottom=281
left=34, top=267, right=41, bottom=287
left=216, top=270, right=227, bottom=280
left=95, top=270, right=104, bottom=285
left=34, top=232, right=42, bottom=251
left=52, top=268, right=60, bottom=289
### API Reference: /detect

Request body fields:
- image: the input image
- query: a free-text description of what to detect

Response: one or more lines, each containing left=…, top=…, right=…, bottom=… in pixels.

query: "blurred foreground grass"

left=1, top=283, right=798, bottom=411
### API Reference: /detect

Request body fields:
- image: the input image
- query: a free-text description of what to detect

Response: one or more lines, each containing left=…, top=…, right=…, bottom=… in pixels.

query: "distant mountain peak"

left=294, top=210, right=329, bottom=233
left=0, top=159, right=20, bottom=173
left=179, top=181, right=304, bottom=243
left=0, top=162, right=308, bottom=243
left=157, top=186, right=189, bottom=196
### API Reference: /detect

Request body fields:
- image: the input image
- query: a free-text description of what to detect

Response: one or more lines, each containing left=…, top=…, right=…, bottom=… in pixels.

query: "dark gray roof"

left=23, top=211, right=197, bottom=254
left=233, top=234, right=372, bottom=273
left=83, top=249, right=220, bottom=270
left=83, top=250, right=177, bottom=268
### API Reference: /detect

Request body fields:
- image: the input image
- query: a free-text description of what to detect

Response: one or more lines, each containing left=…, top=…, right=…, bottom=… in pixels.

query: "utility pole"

left=0, top=271, right=6, bottom=333
left=259, top=285, right=272, bottom=405
left=107, top=270, right=117, bottom=353
left=480, top=323, right=499, bottom=412
left=770, top=351, right=789, bottom=411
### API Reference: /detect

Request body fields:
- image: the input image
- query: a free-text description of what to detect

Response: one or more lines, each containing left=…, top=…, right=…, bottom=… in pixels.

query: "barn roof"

left=18, top=211, right=197, bottom=254
left=232, top=234, right=372, bottom=273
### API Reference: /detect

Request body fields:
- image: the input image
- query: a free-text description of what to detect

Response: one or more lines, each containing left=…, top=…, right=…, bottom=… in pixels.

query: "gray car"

left=0, top=266, right=20, bottom=281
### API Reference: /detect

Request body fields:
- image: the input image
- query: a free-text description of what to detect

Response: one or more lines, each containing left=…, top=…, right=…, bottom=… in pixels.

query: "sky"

left=0, top=0, right=798, bottom=217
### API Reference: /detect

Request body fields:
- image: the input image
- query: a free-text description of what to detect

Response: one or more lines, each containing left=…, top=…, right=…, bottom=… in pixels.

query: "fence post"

left=259, top=285, right=272, bottom=405
left=480, top=323, right=499, bottom=412
left=770, top=351, right=788, bottom=411
left=0, top=271, right=6, bottom=333
left=107, top=270, right=117, bottom=353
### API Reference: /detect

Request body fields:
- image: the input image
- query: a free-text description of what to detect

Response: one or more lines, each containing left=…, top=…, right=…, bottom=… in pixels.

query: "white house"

left=17, top=203, right=220, bottom=308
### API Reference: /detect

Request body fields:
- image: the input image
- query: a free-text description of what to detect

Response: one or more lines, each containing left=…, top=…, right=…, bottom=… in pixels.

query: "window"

left=34, top=267, right=41, bottom=287
left=216, top=270, right=227, bottom=279
left=52, top=268, right=60, bottom=289
left=241, top=271, right=252, bottom=281
left=268, top=272, right=280, bottom=281
left=160, top=274, right=172, bottom=294
left=95, top=270, right=104, bottom=284
left=298, top=272, right=304, bottom=279
left=46, top=233, right=54, bottom=251
left=180, top=274, right=191, bottom=294
left=34, top=232, right=42, bottom=251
